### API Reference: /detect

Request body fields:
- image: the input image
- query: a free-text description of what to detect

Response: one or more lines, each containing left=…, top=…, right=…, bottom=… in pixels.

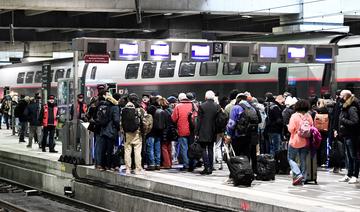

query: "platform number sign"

left=41, top=64, right=51, bottom=90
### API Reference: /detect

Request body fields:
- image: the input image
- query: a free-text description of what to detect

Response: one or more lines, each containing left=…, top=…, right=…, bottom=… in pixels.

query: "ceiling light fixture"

left=241, top=15, right=252, bottom=18
left=164, top=13, right=173, bottom=16
left=143, top=29, right=152, bottom=33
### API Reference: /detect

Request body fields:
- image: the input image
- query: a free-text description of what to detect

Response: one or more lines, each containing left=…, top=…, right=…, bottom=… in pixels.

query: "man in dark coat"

left=337, top=90, right=360, bottom=184
left=195, top=90, right=221, bottom=175
left=24, top=96, right=42, bottom=148
left=15, top=95, right=30, bottom=143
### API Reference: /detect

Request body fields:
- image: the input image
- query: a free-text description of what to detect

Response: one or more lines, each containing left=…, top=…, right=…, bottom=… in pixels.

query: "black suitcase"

left=275, top=150, right=290, bottom=174
left=224, top=144, right=254, bottom=187
left=305, top=152, right=318, bottom=184
left=256, top=154, right=276, bottom=181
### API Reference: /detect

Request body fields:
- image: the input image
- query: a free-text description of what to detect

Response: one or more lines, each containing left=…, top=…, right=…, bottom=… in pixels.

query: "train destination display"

left=190, top=44, right=211, bottom=61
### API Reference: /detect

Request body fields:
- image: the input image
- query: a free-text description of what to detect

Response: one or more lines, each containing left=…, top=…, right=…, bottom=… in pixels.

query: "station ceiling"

left=0, top=9, right=358, bottom=42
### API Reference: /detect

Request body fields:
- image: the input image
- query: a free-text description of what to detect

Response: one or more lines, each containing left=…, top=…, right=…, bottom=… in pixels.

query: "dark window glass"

left=249, top=63, right=271, bottom=74
left=141, top=62, right=156, bottom=79
left=25, top=72, right=34, bottom=83
left=54, top=69, right=65, bottom=82
left=125, top=63, right=139, bottom=79
left=179, top=62, right=196, bottom=77
left=200, top=62, right=218, bottom=76
left=90, top=66, right=97, bottom=80
left=223, top=62, right=243, bottom=75
left=34, top=71, right=42, bottom=83
left=159, top=61, right=176, bottom=78
left=66, top=68, right=71, bottom=78
left=17, top=72, right=25, bottom=84
left=50, top=69, right=54, bottom=82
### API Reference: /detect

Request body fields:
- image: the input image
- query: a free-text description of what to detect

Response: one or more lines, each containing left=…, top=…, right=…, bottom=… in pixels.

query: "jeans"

left=3, top=114, right=10, bottom=129
left=344, top=137, right=359, bottom=178
left=94, top=133, right=101, bottom=166
left=171, top=141, right=180, bottom=163
left=146, top=136, right=161, bottom=166
left=201, top=142, right=214, bottom=170
left=19, top=121, right=27, bottom=142
left=288, top=145, right=308, bottom=179
left=268, top=133, right=281, bottom=156
left=178, top=137, right=189, bottom=168
left=42, top=126, right=55, bottom=151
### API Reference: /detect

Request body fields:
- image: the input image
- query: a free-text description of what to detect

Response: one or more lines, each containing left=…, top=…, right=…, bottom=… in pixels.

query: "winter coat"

left=265, top=101, right=283, bottom=134
left=225, top=101, right=248, bottom=138
left=14, top=99, right=28, bottom=122
left=282, top=106, right=295, bottom=126
left=39, top=103, right=59, bottom=127
left=224, top=99, right=236, bottom=116
left=24, top=101, right=42, bottom=126
left=147, top=104, right=166, bottom=138
left=163, top=107, right=178, bottom=141
left=195, top=99, right=221, bottom=143
left=171, top=99, right=193, bottom=137
left=100, top=96, right=120, bottom=139
left=339, top=95, right=359, bottom=138
left=330, top=99, right=342, bottom=134
left=288, top=112, right=313, bottom=149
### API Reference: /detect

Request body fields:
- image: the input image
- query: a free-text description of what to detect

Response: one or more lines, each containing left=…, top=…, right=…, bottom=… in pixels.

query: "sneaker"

left=224, top=177, right=233, bottom=185
left=338, top=176, right=350, bottom=182
left=125, top=169, right=131, bottom=175
left=26, top=145, right=31, bottom=148
left=134, top=169, right=145, bottom=175
left=292, top=175, right=304, bottom=186
left=332, top=168, right=340, bottom=173
left=348, top=177, right=358, bottom=184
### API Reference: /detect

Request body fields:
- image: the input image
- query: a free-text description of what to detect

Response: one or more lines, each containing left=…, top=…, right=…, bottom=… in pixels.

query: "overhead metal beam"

left=109, top=12, right=136, bottom=18
left=203, top=30, right=269, bottom=35
left=165, top=13, right=199, bottom=19
left=0, top=9, right=12, bottom=15
left=67, top=12, right=92, bottom=17
left=0, top=26, right=151, bottom=32
left=24, top=10, right=49, bottom=16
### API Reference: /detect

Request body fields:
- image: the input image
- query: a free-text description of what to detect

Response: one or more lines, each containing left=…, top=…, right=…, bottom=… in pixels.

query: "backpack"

left=314, top=113, right=329, bottom=132
left=235, top=103, right=260, bottom=136
left=297, top=114, right=311, bottom=138
left=95, top=102, right=110, bottom=127
left=142, top=113, right=153, bottom=135
left=121, top=103, right=141, bottom=133
left=188, top=103, right=199, bottom=132
left=153, top=108, right=167, bottom=130
left=215, top=108, right=228, bottom=134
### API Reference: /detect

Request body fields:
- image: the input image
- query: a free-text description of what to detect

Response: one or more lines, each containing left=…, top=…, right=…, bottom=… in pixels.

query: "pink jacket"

left=171, top=100, right=193, bottom=137
left=288, top=112, right=313, bottom=149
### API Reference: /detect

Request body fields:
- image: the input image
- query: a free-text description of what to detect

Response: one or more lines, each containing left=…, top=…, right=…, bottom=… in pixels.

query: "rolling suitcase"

left=224, top=143, right=254, bottom=187
left=305, top=151, right=317, bottom=184
left=256, top=154, right=276, bottom=181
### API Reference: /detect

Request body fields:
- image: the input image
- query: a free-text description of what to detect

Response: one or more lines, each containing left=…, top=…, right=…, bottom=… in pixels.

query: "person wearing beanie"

left=172, top=92, right=195, bottom=171
left=39, top=95, right=59, bottom=153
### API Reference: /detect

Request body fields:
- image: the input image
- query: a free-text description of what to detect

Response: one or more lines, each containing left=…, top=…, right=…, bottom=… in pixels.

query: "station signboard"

left=146, top=41, right=171, bottom=61
left=255, top=44, right=283, bottom=63
left=313, top=45, right=337, bottom=63
left=228, top=43, right=255, bottom=63
left=84, top=54, right=110, bottom=63
left=114, top=39, right=142, bottom=61
left=285, top=45, right=308, bottom=63
left=189, top=42, right=212, bottom=61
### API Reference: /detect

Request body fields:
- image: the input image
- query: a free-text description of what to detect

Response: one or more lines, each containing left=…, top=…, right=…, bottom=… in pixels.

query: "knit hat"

left=178, top=93, right=187, bottom=101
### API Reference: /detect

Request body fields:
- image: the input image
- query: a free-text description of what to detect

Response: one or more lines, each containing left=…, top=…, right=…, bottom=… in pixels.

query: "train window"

left=200, top=62, right=218, bottom=76
left=179, top=62, right=196, bottom=77
left=25, top=72, right=34, bottom=83
left=223, top=62, right=243, bottom=75
left=248, top=63, right=271, bottom=74
left=66, top=68, right=71, bottom=78
left=17, top=72, right=25, bottom=84
left=90, top=66, right=97, bottom=80
left=54, top=69, right=65, bottom=82
left=159, top=61, right=176, bottom=78
left=34, top=71, right=42, bottom=83
left=141, top=62, right=156, bottom=79
left=125, top=63, right=139, bottom=79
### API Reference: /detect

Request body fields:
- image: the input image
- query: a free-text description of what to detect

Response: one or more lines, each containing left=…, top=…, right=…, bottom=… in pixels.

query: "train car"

left=0, top=34, right=359, bottom=101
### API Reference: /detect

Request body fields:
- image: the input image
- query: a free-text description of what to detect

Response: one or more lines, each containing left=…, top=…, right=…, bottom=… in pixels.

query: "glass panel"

left=17, top=72, right=25, bottom=84
left=90, top=66, right=97, bottom=80
left=249, top=63, right=271, bottom=74
left=159, top=61, right=176, bottom=78
left=66, top=68, right=71, bottom=78
left=34, top=71, right=42, bottom=83
left=125, top=63, right=139, bottom=79
left=223, top=62, right=242, bottom=75
left=54, top=69, right=65, bottom=82
left=141, top=62, right=156, bottom=79
left=179, top=62, right=196, bottom=77
left=25, top=72, right=34, bottom=83
left=200, top=62, right=218, bottom=76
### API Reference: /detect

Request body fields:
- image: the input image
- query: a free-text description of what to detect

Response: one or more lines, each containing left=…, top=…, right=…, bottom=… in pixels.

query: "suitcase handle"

left=224, top=143, right=236, bottom=159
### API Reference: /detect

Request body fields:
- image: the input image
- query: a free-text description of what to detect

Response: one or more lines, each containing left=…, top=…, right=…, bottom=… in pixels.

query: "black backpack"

left=215, top=108, right=228, bottom=134
left=235, top=103, right=259, bottom=136
left=95, top=102, right=110, bottom=127
left=121, top=105, right=141, bottom=133
left=153, top=108, right=167, bottom=130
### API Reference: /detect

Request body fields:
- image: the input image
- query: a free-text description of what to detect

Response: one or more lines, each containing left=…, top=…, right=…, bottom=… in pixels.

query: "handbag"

left=188, top=139, right=203, bottom=159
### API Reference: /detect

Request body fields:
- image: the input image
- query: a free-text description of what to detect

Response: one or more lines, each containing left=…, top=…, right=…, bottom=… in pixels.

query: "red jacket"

left=171, top=100, right=194, bottom=137
left=42, top=104, right=58, bottom=127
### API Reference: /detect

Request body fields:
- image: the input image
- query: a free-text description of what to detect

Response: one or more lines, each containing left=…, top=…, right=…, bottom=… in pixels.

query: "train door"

left=287, top=65, right=312, bottom=99
left=278, top=67, right=288, bottom=95
left=321, top=63, right=332, bottom=95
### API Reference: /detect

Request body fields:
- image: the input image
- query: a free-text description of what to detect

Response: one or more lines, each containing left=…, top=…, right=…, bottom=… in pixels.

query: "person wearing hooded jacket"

left=337, top=90, right=360, bottom=184
left=97, top=93, right=120, bottom=170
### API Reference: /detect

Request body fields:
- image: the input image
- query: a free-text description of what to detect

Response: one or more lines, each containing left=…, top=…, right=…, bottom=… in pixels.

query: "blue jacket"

left=100, top=96, right=120, bottom=139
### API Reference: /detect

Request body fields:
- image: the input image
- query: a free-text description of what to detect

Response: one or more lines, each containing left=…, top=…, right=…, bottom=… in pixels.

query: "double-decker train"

left=0, top=34, right=360, bottom=101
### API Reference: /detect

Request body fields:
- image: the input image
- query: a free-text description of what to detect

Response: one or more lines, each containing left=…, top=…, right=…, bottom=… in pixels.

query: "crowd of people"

left=1, top=85, right=359, bottom=186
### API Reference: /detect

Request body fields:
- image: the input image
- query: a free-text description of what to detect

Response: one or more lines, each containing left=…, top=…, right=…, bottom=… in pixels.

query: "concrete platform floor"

left=1, top=129, right=360, bottom=212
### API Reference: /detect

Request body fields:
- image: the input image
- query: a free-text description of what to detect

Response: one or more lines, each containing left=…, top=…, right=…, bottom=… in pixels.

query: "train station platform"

left=0, top=129, right=360, bottom=212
